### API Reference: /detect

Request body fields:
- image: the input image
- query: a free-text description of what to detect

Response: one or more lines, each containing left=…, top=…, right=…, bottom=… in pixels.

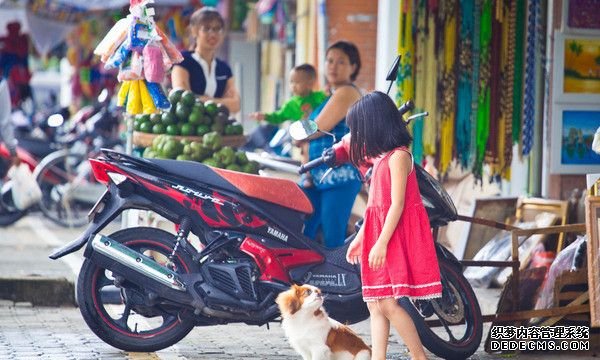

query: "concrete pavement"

left=0, top=213, right=597, bottom=359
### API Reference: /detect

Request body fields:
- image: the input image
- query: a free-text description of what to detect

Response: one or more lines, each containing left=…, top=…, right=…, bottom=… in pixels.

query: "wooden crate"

left=133, top=131, right=246, bottom=148
left=552, top=269, right=589, bottom=324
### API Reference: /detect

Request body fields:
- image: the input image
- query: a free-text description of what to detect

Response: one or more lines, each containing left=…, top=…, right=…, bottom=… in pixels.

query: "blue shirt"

left=307, top=96, right=361, bottom=189
left=174, top=51, right=232, bottom=98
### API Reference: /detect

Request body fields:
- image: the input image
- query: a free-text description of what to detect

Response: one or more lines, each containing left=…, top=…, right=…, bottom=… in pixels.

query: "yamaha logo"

left=267, top=227, right=288, bottom=242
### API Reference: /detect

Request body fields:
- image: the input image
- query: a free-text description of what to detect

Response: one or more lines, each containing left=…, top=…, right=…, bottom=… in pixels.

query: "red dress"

left=360, top=147, right=442, bottom=301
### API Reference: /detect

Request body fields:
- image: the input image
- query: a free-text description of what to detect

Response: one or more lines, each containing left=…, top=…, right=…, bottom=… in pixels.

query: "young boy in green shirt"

left=250, top=64, right=326, bottom=187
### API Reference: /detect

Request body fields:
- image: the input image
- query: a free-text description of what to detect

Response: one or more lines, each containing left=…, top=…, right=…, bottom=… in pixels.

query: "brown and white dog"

left=276, top=284, right=371, bottom=360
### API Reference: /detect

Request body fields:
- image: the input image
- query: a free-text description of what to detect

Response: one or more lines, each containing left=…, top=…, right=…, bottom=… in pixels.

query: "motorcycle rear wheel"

left=400, top=260, right=483, bottom=360
left=77, top=227, right=198, bottom=352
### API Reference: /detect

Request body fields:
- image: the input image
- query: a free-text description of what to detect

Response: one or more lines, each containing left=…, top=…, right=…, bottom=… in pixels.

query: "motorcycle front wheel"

left=400, top=260, right=483, bottom=360
left=77, top=227, right=198, bottom=352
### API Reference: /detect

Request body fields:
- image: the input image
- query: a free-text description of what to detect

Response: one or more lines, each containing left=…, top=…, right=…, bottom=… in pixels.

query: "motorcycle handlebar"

left=299, top=157, right=324, bottom=174
left=398, top=100, right=415, bottom=117
left=299, top=148, right=336, bottom=174
left=298, top=100, right=415, bottom=175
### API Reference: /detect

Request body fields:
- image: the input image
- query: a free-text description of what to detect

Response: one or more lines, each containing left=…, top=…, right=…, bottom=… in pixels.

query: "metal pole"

left=121, top=114, right=134, bottom=230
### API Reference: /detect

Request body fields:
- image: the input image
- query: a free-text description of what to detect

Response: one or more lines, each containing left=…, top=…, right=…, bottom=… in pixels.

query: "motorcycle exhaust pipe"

left=89, top=234, right=186, bottom=292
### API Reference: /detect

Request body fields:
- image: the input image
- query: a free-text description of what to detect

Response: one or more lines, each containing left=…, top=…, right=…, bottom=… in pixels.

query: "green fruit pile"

left=134, top=89, right=244, bottom=136
left=143, top=132, right=259, bottom=174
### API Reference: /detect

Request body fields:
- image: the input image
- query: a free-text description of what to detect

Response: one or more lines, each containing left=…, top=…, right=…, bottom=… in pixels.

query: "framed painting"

left=457, top=197, right=519, bottom=261
left=550, top=103, right=600, bottom=174
left=562, top=0, right=600, bottom=34
left=585, top=196, right=600, bottom=327
left=552, top=32, right=600, bottom=103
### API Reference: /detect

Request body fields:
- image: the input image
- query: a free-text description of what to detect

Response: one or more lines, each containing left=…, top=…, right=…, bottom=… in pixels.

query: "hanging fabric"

left=499, top=0, right=517, bottom=178
left=522, top=0, right=541, bottom=157
left=438, top=0, right=458, bottom=175
left=512, top=0, right=526, bottom=146
left=397, top=0, right=417, bottom=163
left=469, top=0, right=481, bottom=171
left=397, top=0, right=415, bottom=103
left=474, top=0, right=492, bottom=179
left=413, top=0, right=428, bottom=165
left=422, top=2, right=438, bottom=157
left=456, top=0, right=474, bottom=169
left=484, top=0, right=502, bottom=177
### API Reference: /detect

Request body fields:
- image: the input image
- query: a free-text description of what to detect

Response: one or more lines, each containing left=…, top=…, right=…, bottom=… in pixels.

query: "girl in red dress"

left=345, top=91, right=442, bottom=360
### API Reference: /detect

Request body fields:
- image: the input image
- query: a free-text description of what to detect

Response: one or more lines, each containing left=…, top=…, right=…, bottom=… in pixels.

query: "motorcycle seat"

left=145, top=157, right=313, bottom=215
left=212, top=167, right=313, bottom=214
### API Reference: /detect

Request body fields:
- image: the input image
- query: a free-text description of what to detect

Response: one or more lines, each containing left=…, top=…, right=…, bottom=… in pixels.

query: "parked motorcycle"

left=33, top=89, right=123, bottom=227
left=49, top=146, right=369, bottom=349
left=0, top=89, right=122, bottom=227
left=48, top=108, right=480, bottom=359
left=0, top=143, right=40, bottom=225
left=49, top=57, right=481, bottom=359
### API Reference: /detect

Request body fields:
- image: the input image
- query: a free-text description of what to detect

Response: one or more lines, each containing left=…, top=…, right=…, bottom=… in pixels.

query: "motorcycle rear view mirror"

left=98, top=89, right=109, bottom=104
left=47, top=113, right=64, bottom=127
left=385, top=55, right=401, bottom=95
left=289, top=120, right=337, bottom=142
left=289, top=120, right=319, bottom=141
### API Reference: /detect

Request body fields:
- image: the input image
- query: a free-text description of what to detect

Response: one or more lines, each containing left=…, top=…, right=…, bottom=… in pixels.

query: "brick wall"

left=325, top=0, right=378, bottom=91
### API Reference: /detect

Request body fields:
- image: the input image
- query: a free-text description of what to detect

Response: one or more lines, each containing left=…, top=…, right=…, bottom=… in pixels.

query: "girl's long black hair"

left=346, top=91, right=413, bottom=166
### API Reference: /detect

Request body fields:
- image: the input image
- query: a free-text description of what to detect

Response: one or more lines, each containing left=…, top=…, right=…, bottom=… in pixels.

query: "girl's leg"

left=320, top=180, right=361, bottom=247
left=367, top=301, right=390, bottom=360
left=379, top=298, right=427, bottom=360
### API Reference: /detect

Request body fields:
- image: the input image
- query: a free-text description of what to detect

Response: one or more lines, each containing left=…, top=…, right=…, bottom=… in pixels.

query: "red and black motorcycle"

left=50, top=146, right=372, bottom=350
left=50, top=59, right=482, bottom=359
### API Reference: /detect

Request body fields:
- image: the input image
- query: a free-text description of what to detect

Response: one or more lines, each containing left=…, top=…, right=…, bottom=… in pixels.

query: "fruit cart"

left=131, top=89, right=259, bottom=174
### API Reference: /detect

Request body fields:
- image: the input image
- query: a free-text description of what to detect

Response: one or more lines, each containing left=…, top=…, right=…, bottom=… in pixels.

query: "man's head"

left=289, top=64, right=318, bottom=97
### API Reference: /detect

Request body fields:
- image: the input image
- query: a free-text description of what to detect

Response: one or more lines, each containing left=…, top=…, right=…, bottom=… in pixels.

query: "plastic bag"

left=7, top=164, right=42, bottom=210
left=126, top=80, right=143, bottom=114
left=130, top=20, right=152, bottom=52
left=534, top=236, right=587, bottom=311
left=156, top=26, right=183, bottom=65
left=105, top=38, right=132, bottom=70
left=117, top=52, right=144, bottom=81
left=95, top=18, right=130, bottom=62
left=117, top=81, right=131, bottom=107
left=143, top=42, right=165, bottom=83
left=463, top=221, right=537, bottom=288
left=145, top=81, right=170, bottom=109
left=139, top=80, right=157, bottom=114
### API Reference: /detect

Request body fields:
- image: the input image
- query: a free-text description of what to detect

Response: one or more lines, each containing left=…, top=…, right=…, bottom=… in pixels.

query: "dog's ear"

left=276, top=287, right=303, bottom=316
left=287, top=295, right=301, bottom=315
